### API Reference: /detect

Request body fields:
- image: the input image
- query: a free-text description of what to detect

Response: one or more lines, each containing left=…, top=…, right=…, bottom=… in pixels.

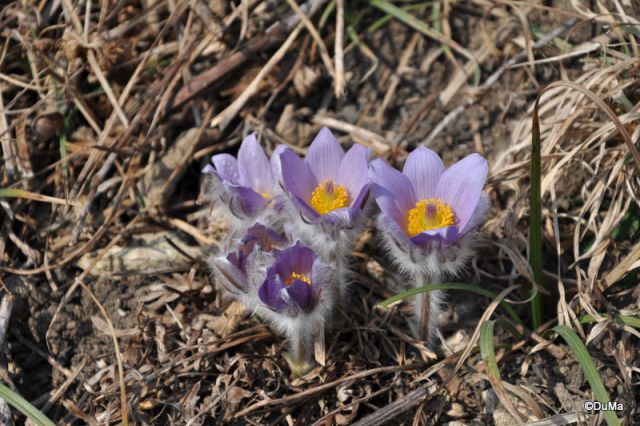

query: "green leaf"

left=579, top=314, right=640, bottom=329
left=377, top=283, right=523, bottom=325
left=530, top=93, right=544, bottom=330
left=553, top=325, right=621, bottom=426
left=0, top=382, right=56, bottom=426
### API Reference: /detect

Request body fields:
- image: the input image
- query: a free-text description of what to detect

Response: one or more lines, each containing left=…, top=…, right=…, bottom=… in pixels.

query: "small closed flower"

left=370, top=147, right=489, bottom=344
left=203, top=133, right=284, bottom=228
left=258, top=241, right=327, bottom=315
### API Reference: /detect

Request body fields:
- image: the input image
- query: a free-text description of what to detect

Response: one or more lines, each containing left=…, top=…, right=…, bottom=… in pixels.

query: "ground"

left=0, top=0, right=639, bottom=425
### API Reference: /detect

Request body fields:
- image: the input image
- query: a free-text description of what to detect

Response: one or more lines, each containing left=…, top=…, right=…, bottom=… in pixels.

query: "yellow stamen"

left=406, top=198, right=456, bottom=237
left=257, top=191, right=272, bottom=200
left=310, top=179, right=350, bottom=215
left=285, top=272, right=312, bottom=286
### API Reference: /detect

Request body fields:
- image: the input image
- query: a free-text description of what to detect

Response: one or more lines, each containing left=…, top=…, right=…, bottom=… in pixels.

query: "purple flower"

left=279, top=128, right=370, bottom=226
left=203, top=133, right=279, bottom=218
left=258, top=241, right=326, bottom=315
left=370, top=147, right=488, bottom=247
left=211, top=223, right=287, bottom=294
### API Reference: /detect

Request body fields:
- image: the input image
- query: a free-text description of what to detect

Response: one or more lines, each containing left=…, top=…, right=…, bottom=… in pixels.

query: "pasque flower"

left=203, top=133, right=284, bottom=228
left=257, top=241, right=334, bottom=376
left=370, top=147, right=489, bottom=344
left=210, top=225, right=334, bottom=377
left=279, top=127, right=370, bottom=228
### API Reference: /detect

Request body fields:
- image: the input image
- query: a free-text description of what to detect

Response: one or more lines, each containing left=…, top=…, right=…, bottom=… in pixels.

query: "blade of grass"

left=553, top=325, right=621, bottom=426
left=579, top=314, right=640, bottom=329
left=0, top=382, right=56, bottom=426
left=376, top=283, right=523, bottom=325
left=480, top=320, right=524, bottom=425
left=530, top=90, right=544, bottom=330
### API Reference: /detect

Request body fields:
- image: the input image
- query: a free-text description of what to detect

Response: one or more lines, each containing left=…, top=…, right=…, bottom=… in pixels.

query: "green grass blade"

left=530, top=96, right=544, bottom=330
left=480, top=321, right=523, bottom=424
left=579, top=314, right=640, bottom=328
left=0, top=383, right=56, bottom=426
left=553, top=325, right=621, bottom=426
left=377, top=283, right=523, bottom=325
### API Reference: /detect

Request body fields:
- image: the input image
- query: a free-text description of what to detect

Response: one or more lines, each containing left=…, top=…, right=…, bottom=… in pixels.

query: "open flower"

left=370, top=147, right=488, bottom=249
left=370, top=147, right=489, bottom=344
left=203, top=133, right=282, bottom=225
left=279, top=127, right=370, bottom=228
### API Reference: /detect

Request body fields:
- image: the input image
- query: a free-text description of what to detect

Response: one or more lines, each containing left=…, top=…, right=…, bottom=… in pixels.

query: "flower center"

left=310, top=179, right=350, bottom=215
left=284, top=272, right=312, bottom=286
left=406, top=198, right=456, bottom=237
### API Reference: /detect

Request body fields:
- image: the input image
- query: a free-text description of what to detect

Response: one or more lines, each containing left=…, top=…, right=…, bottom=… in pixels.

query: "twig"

left=351, top=387, right=430, bottom=426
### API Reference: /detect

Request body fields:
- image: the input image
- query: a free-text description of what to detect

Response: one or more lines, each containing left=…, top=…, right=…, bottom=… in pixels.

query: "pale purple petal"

left=233, top=186, right=269, bottom=216
left=211, top=154, right=240, bottom=184
left=403, top=147, right=444, bottom=199
left=436, top=153, right=488, bottom=231
left=288, top=194, right=321, bottom=219
left=237, top=133, right=274, bottom=194
left=370, top=159, right=415, bottom=229
left=270, top=144, right=289, bottom=184
left=460, top=193, right=490, bottom=234
left=377, top=213, right=411, bottom=243
left=258, top=275, right=287, bottom=311
left=286, top=280, right=313, bottom=312
left=306, top=127, right=344, bottom=182
left=410, top=226, right=458, bottom=247
left=280, top=150, right=318, bottom=203
left=337, top=144, right=369, bottom=203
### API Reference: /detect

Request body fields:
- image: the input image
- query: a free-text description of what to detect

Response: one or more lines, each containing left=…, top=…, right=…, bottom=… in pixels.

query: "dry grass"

left=0, top=0, right=638, bottom=424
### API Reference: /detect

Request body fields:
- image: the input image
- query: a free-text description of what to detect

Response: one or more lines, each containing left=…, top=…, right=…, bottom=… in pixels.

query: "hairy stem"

left=414, top=270, right=441, bottom=346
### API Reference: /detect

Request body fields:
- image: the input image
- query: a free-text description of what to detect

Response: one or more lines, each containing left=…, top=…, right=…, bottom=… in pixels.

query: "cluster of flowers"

left=204, top=128, right=488, bottom=375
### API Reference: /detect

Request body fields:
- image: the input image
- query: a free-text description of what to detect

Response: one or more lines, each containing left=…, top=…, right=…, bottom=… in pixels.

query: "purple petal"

left=403, top=147, right=444, bottom=200
left=410, top=226, right=459, bottom=247
left=211, top=154, right=240, bottom=184
left=258, top=275, right=287, bottom=311
left=270, top=144, right=289, bottom=184
left=288, top=193, right=321, bottom=219
left=286, top=280, right=314, bottom=312
left=370, top=159, right=415, bottom=229
left=306, top=127, right=344, bottom=182
left=435, top=153, right=488, bottom=231
left=461, top=193, right=490, bottom=234
left=243, top=223, right=287, bottom=251
left=237, top=133, right=275, bottom=194
left=337, top=144, right=369, bottom=204
left=377, top=213, right=411, bottom=243
left=280, top=150, right=318, bottom=203
left=273, top=241, right=315, bottom=278
left=232, top=186, right=269, bottom=216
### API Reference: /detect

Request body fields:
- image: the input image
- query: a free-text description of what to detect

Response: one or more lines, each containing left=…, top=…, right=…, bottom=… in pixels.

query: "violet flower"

left=203, top=133, right=284, bottom=229
left=257, top=241, right=334, bottom=376
left=279, top=128, right=369, bottom=229
left=210, top=226, right=334, bottom=377
left=370, top=147, right=489, bottom=344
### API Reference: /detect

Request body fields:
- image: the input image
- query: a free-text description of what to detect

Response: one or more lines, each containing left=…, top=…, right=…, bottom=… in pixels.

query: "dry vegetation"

left=0, top=0, right=639, bottom=424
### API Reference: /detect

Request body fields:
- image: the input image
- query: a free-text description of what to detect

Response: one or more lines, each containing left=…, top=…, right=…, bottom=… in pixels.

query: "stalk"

left=414, top=270, right=441, bottom=345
